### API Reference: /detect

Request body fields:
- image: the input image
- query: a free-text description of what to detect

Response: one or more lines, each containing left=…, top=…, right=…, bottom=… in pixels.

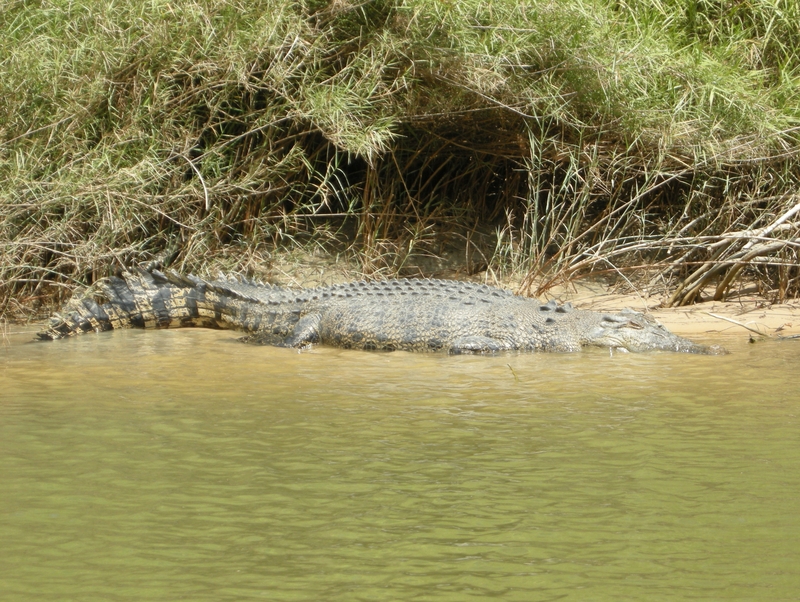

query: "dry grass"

left=2, top=0, right=800, bottom=319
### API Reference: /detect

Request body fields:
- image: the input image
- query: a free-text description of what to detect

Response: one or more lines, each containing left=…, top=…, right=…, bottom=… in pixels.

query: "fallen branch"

left=668, top=196, right=800, bottom=306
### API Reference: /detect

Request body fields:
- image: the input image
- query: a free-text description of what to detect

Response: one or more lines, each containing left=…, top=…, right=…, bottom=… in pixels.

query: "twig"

left=178, top=153, right=210, bottom=211
left=705, top=312, right=769, bottom=337
left=0, top=114, right=77, bottom=149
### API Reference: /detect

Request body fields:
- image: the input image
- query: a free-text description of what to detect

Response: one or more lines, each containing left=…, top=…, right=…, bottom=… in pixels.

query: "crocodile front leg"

left=280, top=313, right=322, bottom=348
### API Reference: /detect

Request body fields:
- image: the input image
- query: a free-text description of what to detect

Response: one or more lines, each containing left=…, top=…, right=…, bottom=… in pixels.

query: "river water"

left=1, top=326, right=799, bottom=600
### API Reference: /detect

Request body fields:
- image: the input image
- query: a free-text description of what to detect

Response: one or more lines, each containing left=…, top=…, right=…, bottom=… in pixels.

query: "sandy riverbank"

left=550, top=284, right=800, bottom=340
left=4, top=250, right=798, bottom=344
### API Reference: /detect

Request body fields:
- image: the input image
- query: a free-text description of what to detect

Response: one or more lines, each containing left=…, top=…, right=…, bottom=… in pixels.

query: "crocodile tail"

left=36, top=268, right=223, bottom=340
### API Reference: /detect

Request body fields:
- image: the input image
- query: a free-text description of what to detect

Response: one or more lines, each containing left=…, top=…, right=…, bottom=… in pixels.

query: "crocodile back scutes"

left=201, top=276, right=519, bottom=306
left=309, top=279, right=516, bottom=304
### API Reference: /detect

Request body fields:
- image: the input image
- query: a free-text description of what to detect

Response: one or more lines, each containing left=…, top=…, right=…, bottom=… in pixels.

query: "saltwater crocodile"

left=37, top=266, right=724, bottom=354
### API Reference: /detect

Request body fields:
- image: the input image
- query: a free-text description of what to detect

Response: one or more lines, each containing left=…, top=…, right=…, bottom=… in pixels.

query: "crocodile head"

left=583, top=309, right=727, bottom=355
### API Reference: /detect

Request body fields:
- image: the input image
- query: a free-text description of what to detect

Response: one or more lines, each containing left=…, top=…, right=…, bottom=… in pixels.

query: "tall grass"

left=2, top=0, right=799, bottom=317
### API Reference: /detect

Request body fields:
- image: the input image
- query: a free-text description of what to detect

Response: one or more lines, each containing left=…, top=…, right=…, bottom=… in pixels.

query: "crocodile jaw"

left=583, top=310, right=728, bottom=355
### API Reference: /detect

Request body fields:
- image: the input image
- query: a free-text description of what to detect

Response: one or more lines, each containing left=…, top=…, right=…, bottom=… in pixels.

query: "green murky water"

left=1, top=327, right=799, bottom=600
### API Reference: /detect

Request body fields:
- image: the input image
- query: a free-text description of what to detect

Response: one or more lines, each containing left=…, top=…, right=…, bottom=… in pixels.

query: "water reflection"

left=1, top=328, right=799, bottom=600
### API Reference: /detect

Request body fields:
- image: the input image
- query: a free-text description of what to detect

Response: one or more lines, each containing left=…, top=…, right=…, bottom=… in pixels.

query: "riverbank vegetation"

left=2, top=0, right=800, bottom=319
